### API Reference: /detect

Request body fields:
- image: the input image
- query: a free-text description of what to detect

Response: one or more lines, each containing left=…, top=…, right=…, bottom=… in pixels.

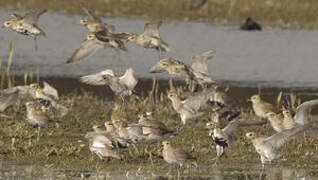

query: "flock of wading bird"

left=2, top=4, right=318, bottom=170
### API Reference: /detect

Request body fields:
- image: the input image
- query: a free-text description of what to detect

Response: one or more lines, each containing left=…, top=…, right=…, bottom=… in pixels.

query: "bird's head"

left=80, top=18, right=88, bottom=25
left=245, top=132, right=257, bottom=139
left=162, top=141, right=171, bottom=148
left=250, top=94, right=261, bottom=103
left=266, top=112, right=277, bottom=119
left=87, top=34, right=96, bottom=40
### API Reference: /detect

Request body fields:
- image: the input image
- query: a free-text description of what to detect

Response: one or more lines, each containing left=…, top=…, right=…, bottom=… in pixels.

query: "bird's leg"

left=37, top=126, right=41, bottom=141
left=120, top=96, right=126, bottom=112
left=158, top=47, right=162, bottom=59
left=116, top=49, right=121, bottom=62
left=34, top=36, right=38, bottom=51
left=259, top=166, right=266, bottom=180
left=213, top=146, right=222, bottom=166
left=260, top=156, right=266, bottom=169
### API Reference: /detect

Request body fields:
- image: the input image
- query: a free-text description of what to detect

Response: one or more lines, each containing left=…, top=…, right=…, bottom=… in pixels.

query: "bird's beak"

left=247, top=99, right=252, bottom=102
left=149, top=63, right=165, bottom=73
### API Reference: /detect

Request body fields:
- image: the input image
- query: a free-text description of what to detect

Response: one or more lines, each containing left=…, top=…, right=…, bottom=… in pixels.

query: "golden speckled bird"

left=80, top=68, right=138, bottom=102
left=265, top=112, right=285, bottom=132
left=210, top=103, right=240, bottom=128
left=0, top=81, right=59, bottom=112
left=117, top=121, right=146, bottom=144
left=210, top=86, right=229, bottom=106
left=33, top=86, right=68, bottom=117
left=3, top=10, right=47, bottom=50
left=25, top=101, right=57, bottom=140
left=126, top=21, right=170, bottom=55
left=138, top=112, right=176, bottom=142
left=246, top=123, right=311, bottom=168
left=79, top=3, right=115, bottom=33
left=86, top=126, right=124, bottom=160
left=162, top=141, right=196, bottom=167
left=150, top=50, right=217, bottom=91
left=104, top=121, right=116, bottom=133
left=167, top=88, right=215, bottom=125
left=206, top=120, right=240, bottom=164
left=67, top=32, right=127, bottom=63
left=110, top=100, right=128, bottom=129
left=250, top=94, right=278, bottom=119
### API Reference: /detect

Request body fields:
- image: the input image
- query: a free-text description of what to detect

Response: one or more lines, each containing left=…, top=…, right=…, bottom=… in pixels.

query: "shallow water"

left=1, top=160, right=318, bottom=179
left=1, top=10, right=318, bottom=88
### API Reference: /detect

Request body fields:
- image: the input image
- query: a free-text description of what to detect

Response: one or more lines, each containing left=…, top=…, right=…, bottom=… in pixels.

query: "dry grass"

left=1, top=0, right=318, bottom=29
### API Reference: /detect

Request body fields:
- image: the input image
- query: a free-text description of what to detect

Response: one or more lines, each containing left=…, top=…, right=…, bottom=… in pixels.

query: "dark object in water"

left=240, top=17, right=262, bottom=31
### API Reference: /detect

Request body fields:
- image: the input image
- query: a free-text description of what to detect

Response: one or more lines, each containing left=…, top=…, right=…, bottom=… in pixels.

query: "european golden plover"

left=80, top=68, right=138, bottom=102
left=111, top=99, right=128, bottom=128
left=206, top=120, right=240, bottom=164
left=126, top=21, right=170, bottom=56
left=117, top=121, right=146, bottom=144
left=250, top=94, right=278, bottom=119
left=25, top=101, right=57, bottom=140
left=0, top=81, right=59, bottom=112
left=162, top=141, right=196, bottom=167
left=66, top=32, right=127, bottom=63
left=167, top=88, right=215, bottom=125
left=85, top=124, right=131, bottom=150
left=210, top=105, right=240, bottom=129
left=138, top=112, right=176, bottom=142
left=246, top=123, right=311, bottom=168
left=80, top=3, right=115, bottom=33
left=150, top=50, right=217, bottom=91
left=3, top=10, right=47, bottom=50
left=210, top=86, right=229, bottom=106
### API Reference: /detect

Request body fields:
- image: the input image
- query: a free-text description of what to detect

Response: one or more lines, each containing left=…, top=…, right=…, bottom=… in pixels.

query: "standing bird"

left=79, top=3, right=115, bottom=33
left=150, top=50, right=217, bottom=91
left=210, top=86, right=230, bottom=106
left=266, top=99, right=318, bottom=132
left=250, top=95, right=278, bottom=119
left=3, top=10, right=47, bottom=50
left=25, top=101, right=57, bottom=140
left=66, top=32, right=127, bottom=63
left=117, top=121, right=146, bottom=144
left=246, top=123, right=311, bottom=168
left=85, top=126, right=124, bottom=160
left=138, top=113, right=176, bottom=142
left=265, top=112, right=286, bottom=133
left=80, top=68, right=138, bottom=103
left=167, top=88, right=215, bottom=125
left=162, top=141, right=197, bottom=167
left=111, top=99, right=128, bottom=128
left=0, top=82, right=59, bottom=112
left=246, top=98, right=318, bottom=167
left=210, top=104, right=240, bottom=128
left=125, top=21, right=170, bottom=57
left=206, top=120, right=240, bottom=164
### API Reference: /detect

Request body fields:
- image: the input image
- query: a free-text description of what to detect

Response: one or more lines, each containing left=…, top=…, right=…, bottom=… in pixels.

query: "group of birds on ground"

left=1, top=4, right=316, bottom=171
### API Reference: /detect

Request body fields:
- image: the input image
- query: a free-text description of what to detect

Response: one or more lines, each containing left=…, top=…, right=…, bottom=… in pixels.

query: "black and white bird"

left=206, top=120, right=240, bottom=164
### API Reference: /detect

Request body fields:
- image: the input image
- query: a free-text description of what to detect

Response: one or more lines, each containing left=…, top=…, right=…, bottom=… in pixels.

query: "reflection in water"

left=0, top=161, right=316, bottom=179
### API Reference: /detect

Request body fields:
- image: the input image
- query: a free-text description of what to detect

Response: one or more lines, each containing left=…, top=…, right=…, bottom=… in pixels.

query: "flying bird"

left=80, top=68, right=138, bottom=102
left=3, top=10, right=47, bottom=50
